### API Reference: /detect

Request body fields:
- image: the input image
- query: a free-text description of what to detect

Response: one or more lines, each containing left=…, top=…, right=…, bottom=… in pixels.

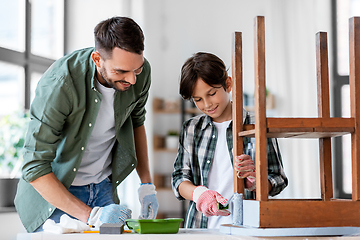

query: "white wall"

left=66, top=0, right=333, bottom=203
left=141, top=0, right=332, bottom=199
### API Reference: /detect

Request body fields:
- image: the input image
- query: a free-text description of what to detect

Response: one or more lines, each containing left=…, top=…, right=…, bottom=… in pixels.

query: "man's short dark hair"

left=179, top=52, right=228, bottom=100
left=94, top=16, right=144, bottom=59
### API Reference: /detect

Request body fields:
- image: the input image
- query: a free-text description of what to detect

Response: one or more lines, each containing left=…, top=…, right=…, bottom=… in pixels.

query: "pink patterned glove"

left=192, top=186, right=230, bottom=217
left=235, top=154, right=256, bottom=191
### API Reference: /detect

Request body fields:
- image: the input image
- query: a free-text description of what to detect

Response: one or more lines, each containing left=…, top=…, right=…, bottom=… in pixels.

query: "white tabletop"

left=16, top=228, right=360, bottom=240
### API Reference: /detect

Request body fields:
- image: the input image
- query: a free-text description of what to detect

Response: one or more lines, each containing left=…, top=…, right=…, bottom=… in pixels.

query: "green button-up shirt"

left=14, top=47, right=151, bottom=232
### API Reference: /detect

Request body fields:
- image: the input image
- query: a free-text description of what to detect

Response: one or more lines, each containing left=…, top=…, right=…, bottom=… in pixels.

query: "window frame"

left=332, top=0, right=352, bottom=199
left=0, top=0, right=66, bottom=111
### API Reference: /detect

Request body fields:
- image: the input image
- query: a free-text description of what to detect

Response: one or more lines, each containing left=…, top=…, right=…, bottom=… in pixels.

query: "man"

left=14, top=16, right=158, bottom=233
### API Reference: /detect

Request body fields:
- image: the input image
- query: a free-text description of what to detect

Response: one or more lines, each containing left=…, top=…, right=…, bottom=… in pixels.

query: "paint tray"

left=125, top=218, right=183, bottom=234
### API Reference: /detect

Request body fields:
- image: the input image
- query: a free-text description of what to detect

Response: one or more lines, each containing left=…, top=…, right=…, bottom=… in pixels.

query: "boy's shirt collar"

left=200, top=108, right=247, bottom=131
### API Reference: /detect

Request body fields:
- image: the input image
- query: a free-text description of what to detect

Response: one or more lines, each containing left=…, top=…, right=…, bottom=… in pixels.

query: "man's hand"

left=235, top=154, right=256, bottom=191
left=87, top=204, right=131, bottom=229
left=138, top=183, right=159, bottom=219
left=192, top=186, right=230, bottom=217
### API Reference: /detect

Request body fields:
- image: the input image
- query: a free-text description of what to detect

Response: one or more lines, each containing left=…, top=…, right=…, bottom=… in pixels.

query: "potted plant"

left=165, top=130, right=179, bottom=150
left=0, top=111, right=29, bottom=208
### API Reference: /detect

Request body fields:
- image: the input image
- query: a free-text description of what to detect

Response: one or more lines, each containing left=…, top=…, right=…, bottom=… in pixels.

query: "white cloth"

left=43, top=214, right=90, bottom=234
left=72, top=79, right=116, bottom=185
left=207, top=120, right=233, bottom=229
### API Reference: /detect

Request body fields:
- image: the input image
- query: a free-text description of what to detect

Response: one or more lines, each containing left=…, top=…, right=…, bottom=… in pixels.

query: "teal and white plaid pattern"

left=171, top=110, right=288, bottom=228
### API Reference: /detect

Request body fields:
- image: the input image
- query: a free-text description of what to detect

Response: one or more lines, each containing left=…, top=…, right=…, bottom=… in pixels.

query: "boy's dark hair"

left=179, top=52, right=228, bottom=100
left=94, top=16, right=144, bottom=59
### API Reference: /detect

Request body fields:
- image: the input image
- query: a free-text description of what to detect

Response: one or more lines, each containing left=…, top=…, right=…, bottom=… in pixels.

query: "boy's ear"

left=226, top=76, right=233, bottom=92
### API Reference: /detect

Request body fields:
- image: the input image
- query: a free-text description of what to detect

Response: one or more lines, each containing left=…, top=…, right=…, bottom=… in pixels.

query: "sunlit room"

left=1, top=0, right=359, bottom=239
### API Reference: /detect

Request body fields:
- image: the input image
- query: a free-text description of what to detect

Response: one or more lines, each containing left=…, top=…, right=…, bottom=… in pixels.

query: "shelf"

left=243, top=93, right=275, bottom=112
left=154, top=173, right=172, bottom=189
left=152, top=97, right=185, bottom=220
left=153, top=135, right=179, bottom=151
left=153, top=97, right=181, bottom=113
left=153, top=109, right=181, bottom=114
left=184, top=107, right=201, bottom=115
left=238, top=117, right=354, bottom=138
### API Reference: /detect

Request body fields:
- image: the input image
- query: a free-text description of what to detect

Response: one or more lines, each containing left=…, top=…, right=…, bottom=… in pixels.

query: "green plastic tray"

left=125, top=218, right=183, bottom=234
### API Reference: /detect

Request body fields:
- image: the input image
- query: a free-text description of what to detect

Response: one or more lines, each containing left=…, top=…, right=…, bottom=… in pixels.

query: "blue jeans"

left=34, top=177, right=114, bottom=232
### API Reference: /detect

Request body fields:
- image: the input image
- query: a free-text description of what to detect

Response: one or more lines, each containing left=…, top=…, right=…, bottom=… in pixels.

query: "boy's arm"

left=266, top=138, right=288, bottom=196
left=178, top=181, right=197, bottom=200
left=179, top=181, right=230, bottom=217
left=171, top=120, right=194, bottom=200
left=235, top=154, right=273, bottom=193
left=243, top=113, right=287, bottom=196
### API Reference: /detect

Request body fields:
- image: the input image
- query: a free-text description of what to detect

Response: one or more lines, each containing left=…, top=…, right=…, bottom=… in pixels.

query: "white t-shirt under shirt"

left=207, top=120, right=234, bottom=229
left=72, top=79, right=116, bottom=186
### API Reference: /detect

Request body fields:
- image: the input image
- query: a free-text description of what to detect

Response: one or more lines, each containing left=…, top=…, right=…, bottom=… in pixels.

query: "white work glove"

left=43, top=214, right=90, bottom=234
left=87, top=204, right=132, bottom=229
left=138, top=183, right=159, bottom=219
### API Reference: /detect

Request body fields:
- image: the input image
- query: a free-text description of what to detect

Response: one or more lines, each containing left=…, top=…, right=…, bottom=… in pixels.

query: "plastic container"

left=125, top=218, right=183, bottom=234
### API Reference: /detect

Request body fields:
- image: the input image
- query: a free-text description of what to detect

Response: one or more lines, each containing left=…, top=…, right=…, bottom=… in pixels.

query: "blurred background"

left=0, top=0, right=358, bottom=238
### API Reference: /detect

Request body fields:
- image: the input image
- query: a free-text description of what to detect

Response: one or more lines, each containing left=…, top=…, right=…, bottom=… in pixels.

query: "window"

left=336, top=0, right=360, bottom=76
left=30, top=72, right=43, bottom=105
left=341, top=85, right=351, bottom=194
left=31, top=0, right=64, bottom=59
left=0, top=0, right=26, bottom=52
left=0, top=62, right=24, bottom=115
left=332, top=0, right=360, bottom=198
left=0, top=0, right=64, bottom=117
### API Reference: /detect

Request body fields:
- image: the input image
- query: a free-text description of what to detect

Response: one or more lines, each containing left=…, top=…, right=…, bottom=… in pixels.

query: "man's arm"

left=133, top=125, right=152, bottom=183
left=30, top=173, right=92, bottom=223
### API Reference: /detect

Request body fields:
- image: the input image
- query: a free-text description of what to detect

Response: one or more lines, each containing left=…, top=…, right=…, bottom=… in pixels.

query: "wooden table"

left=16, top=228, right=360, bottom=240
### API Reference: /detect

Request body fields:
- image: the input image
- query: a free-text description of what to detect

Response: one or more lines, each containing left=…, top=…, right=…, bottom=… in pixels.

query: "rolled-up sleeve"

left=172, top=120, right=193, bottom=200
left=22, top=74, right=72, bottom=183
left=131, top=61, right=151, bottom=128
left=266, top=138, right=288, bottom=196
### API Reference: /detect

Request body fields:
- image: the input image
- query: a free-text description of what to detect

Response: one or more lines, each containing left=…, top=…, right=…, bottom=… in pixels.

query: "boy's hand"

left=192, top=186, right=230, bottom=217
left=235, top=155, right=256, bottom=191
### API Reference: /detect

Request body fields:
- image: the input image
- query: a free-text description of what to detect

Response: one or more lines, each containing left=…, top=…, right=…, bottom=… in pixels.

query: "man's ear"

left=226, top=76, right=233, bottom=93
left=91, top=51, right=102, bottom=68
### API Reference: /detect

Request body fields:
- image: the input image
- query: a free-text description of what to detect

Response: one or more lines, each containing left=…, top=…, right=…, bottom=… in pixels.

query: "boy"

left=171, top=52, right=288, bottom=229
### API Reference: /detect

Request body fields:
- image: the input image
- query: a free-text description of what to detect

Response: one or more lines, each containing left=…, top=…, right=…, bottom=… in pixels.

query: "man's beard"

left=99, top=69, right=132, bottom=92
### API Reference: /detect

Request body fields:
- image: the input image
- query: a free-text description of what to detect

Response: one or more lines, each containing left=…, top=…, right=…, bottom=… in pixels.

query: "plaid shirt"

left=171, top=110, right=288, bottom=228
